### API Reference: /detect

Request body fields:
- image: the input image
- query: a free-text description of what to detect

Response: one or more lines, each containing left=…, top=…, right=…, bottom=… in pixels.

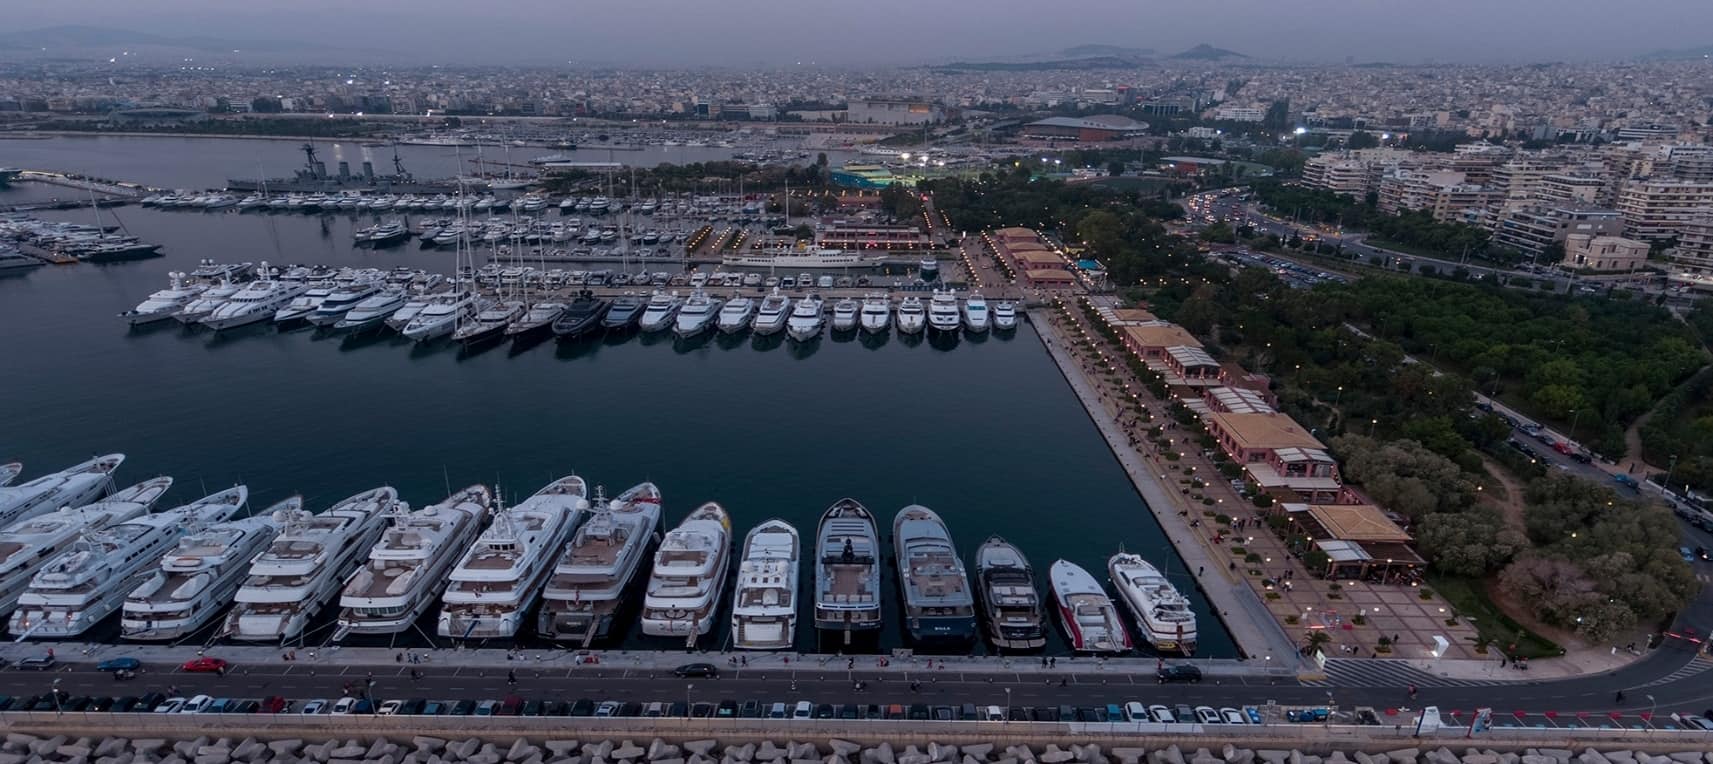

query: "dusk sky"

left=8, top=0, right=1712, bottom=65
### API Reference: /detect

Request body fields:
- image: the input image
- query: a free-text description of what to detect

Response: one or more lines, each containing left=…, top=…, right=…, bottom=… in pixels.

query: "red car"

left=181, top=657, right=229, bottom=673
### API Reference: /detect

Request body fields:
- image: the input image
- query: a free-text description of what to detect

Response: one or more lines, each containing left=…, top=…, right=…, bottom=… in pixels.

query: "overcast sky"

left=9, top=0, right=1712, bottom=65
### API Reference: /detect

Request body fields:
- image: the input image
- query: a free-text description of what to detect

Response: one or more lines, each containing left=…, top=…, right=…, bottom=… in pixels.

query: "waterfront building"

left=847, top=97, right=943, bottom=126
left=1276, top=503, right=1423, bottom=579
left=1161, top=346, right=1223, bottom=387
left=1561, top=234, right=1649, bottom=272
left=1202, top=411, right=1342, bottom=503
left=1120, top=324, right=1204, bottom=360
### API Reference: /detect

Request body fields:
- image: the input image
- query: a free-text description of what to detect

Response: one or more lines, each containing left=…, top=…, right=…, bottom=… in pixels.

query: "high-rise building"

left=1377, top=170, right=1496, bottom=222
left=1669, top=214, right=1713, bottom=274
left=1492, top=203, right=1624, bottom=259
left=1616, top=180, right=1713, bottom=239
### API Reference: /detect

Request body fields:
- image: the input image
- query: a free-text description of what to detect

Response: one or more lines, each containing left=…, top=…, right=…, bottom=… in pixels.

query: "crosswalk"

left=1301, top=659, right=1507, bottom=688
left=1637, top=654, right=1713, bottom=688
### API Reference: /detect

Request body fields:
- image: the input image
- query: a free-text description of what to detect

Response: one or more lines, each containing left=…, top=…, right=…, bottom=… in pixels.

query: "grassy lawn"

left=1430, top=575, right=1563, bottom=660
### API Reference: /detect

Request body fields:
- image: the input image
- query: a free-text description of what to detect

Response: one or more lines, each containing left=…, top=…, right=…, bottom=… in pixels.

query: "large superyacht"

left=1050, top=559, right=1131, bottom=655
left=201, top=277, right=309, bottom=331
left=222, top=487, right=397, bottom=642
left=750, top=289, right=791, bottom=335
left=121, top=498, right=288, bottom=641
left=9, top=485, right=242, bottom=638
left=0, top=477, right=172, bottom=617
left=335, top=485, right=491, bottom=639
left=637, top=291, right=682, bottom=333
left=438, top=476, right=585, bottom=639
left=1108, top=552, right=1198, bottom=655
left=812, top=499, right=882, bottom=643
left=892, top=504, right=976, bottom=644
left=535, top=482, right=662, bottom=643
left=0, top=454, right=125, bottom=529
left=973, top=535, right=1047, bottom=650
left=120, top=273, right=205, bottom=325
left=730, top=518, right=799, bottom=651
left=640, top=502, right=732, bottom=639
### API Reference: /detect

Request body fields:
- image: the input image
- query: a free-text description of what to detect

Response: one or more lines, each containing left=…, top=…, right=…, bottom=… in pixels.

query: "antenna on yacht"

left=443, top=466, right=452, bottom=497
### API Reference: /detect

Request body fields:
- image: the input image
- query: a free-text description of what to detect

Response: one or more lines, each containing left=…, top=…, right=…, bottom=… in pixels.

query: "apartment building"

left=1669, top=215, right=1713, bottom=274
left=1377, top=169, right=1496, bottom=222
left=1616, top=180, right=1713, bottom=239
left=1561, top=233, right=1649, bottom=272
left=1301, top=155, right=1372, bottom=196
left=1491, top=203, right=1624, bottom=259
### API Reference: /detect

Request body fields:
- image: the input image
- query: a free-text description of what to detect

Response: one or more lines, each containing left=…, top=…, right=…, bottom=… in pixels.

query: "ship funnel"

left=362, top=161, right=375, bottom=179
left=337, top=161, right=351, bottom=180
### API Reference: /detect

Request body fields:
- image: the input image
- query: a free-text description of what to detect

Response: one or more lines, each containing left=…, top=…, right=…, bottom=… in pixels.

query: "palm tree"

left=1302, top=629, right=1332, bottom=656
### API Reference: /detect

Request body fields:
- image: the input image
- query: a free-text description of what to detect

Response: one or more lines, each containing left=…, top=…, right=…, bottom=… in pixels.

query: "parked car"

left=1157, top=665, right=1203, bottom=684
left=1150, top=704, right=1177, bottom=723
left=1220, top=707, right=1248, bottom=724
left=299, top=699, right=328, bottom=715
left=97, top=657, right=142, bottom=673
left=16, top=655, right=56, bottom=671
left=181, top=657, right=229, bottom=674
left=1195, top=706, right=1221, bottom=724
left=182, top=695, right=215, bottom=714
left=792, top=701, right=813, bottom=720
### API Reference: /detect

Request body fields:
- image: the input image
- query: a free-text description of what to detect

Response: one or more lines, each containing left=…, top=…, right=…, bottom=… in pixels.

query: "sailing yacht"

left=830, top=298, right=861, bottom=333
left=1108, top=552, right=1198, bottom=655
left=1050, top=559, right=1131, bottom=654
left=717, top=295, right=756, bottom=334
left=120, top=272, right=205, bottom=325
left=306, top=280, right=385, bottom=327
left=751, top=289, right=791, bottom=335
left=993, top=301, right=1018, bottom=331
left=974, top=536, right=1047, bottom=650
left=962, top=292, right=991, bottom=333
left=0, top=477, right=171, bottom=618
left=332, top=289, right=407, bottom=332
left=336, top=485, right=491, bottom=638
left=673, top=289, right=723, bottom=338
left=175, top=280, right=241, bottom=325
left=730, top=519, right=799, bottom=651
left=896, top=295, right=927, bottom=334
left=505, top=300, right=568, bottom=339
left=892, top=505, right=976, bottom=644
left=402, top=292, right=481, bottom=343
left=640, top=502, right=732, bottom=639
left=536, top=482, right=663, bottom=642
left=439, top=476, right=586, bottom=639
left=813, top=499, right=882, bottom=640
left=273, top=284, right=334, bottom=324
left=858, top=293, right=891, bottom=334
left=451, top=299, right=524, bottom=345
left=637, top=291, right=682, bottom=333
left=785, top=294, right=825, bottom=342
left=0, top=454, right=124, bottom=529
left=121, top=500, right=285, bottom=641
left=10, top=484, right=241, bottom=638
left=927, top=290, right=961, bottom=334
left=202, top=278, right=310, bottom=331
left=222, top=487, right=397, bottom=642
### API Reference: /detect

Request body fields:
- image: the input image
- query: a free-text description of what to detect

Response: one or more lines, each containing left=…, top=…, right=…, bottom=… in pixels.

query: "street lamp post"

left=1665, top=455, right=1679, bottom=495
left=1004, top=687, right=1012, bottom=724
left=1569, top=409, right=1582, bottom=443
left=1647, top=694, right=1656, bottom=731
left=686, top=683, right=693, bottom=716
left=52, top=678, right=62, bottom=715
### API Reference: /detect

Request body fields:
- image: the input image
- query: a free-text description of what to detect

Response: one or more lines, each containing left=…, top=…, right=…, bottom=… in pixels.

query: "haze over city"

left=4, top=0, right=1713, bottom=65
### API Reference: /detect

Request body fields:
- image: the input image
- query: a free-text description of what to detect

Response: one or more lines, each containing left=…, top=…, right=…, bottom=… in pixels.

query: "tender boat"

left=0, top=454, right=124, bottom=529
left=831, top=298, right=860, bottom=332
left=974, top=536, right=1047, bottom=650
left=601, top=294, right=647, bottom=330
left=751, top=289, right=792, bottom=336
left=551, top=291, right=611, bottom=339
left=332, top=289, right=407, bottom=332
left=121, top=502, right=282, bottom=642
left=402, top=293, right=481, bottom=343
left=637, top=291, right=683, bottom=333
left=730, top=519, right=799, bottom=650
left=673, top=289, right=723, bottom=338
left=438, top=476, right=585, bottom=639
left=1108, top=552, right=1198, bottom=655
left=336, top=485, right=491, bottom=638
left=785, top=294, right=825, bottom=342
left=962, top=292, right=990, bottom=333
left=927, top=290, right=961, bottom=334
left=993, top=301, right=1018, bottom=331
left=1050, top=559, right=1131, bottom=655
left=120, top=272, right=205, bottom=325
left=537, top=483, right=663, bottom=643
left=716, top=295, right=757, bottom=334
left=896, top=295, right=927, bottom=334
left=892, top=505, right=976, bottom=644
left=202, top=278, right=310, bottom=331
left=451, top=299, right=525, bottom=345
left=639, top=502, right=732, bottom=639
left=222, top=487, right=397, bottom=642
left=813, top=499, right=882, bottom=640
left=11, top=482, right=240, bottom=639
left=858, top=293, right=891, bottom=334
left=0, top=477, right=169, bottom=618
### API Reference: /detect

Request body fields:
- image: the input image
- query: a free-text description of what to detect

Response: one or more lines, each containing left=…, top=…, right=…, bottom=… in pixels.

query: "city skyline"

left=3, top=0, right=1713, bottom=66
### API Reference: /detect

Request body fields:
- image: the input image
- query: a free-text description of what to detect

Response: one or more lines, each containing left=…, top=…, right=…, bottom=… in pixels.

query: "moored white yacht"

left=306, top=280, right=384, bottom=327
left=993, top=300, right=1018, bottom=330
left=640, top=502, right=732, bottom=639
left=222, top=487, right=397, bottom=642
left=673, top=289, right=723, bottom=338
left=785, top=294, right=825, bottom=342
left=175, top=280, right=241, bottom=325
left=730, top=518, right=799, bottom=651
left=896, top=295, right=927, bottom=334
left=336, top=485, right=491, bottom=638
left=202, top=277, right=310, bottom=331
left=1108, top=552, right=1198, bottom=655
left=0, top=454, right=125, bottom=529
left=273, top=284, right=334, bottom=324
left=751, top=289, right=791, bottom=335
left=962, top=292, right=990, bottom=333
left=402, top=293, right=481, bottom=343
left=637, top=291, right=682, bottom=333
left=10, top=483, right=240, bottom=639
left=0, top=477, right=171, bottom=618
left=121, top=500, right=284, bottom=642
left=858, top=293, right=891, bottom=334
left=1049, top=559, right=1131, bottom=655
left=331, top=289, right=406, bottom=332
left=831, top=298, right=860, bottom=332
left=717, top=295, right=756, bottom=334
left=927, top=290, right=961, bottom=333
left=813, top=498, right=882, bottom=641
left=536, top=483, right=663, bottom=643
left=438, top=476, right=585, bottom=639
left=385, top=295, right=434, bottom=331
left=120, top=273, right=205, bottom=325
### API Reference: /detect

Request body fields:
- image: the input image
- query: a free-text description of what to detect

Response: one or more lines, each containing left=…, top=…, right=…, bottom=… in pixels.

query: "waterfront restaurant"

left=1202, top=410, right=1343, bottom=503
left=1121, top=323, right=1204, bottom=359
left=1022, top=268, right=1078, bottom=287
left=1162, top=345, right=1223, bottom=386
left=1279, top=502, right=1424, bottom=579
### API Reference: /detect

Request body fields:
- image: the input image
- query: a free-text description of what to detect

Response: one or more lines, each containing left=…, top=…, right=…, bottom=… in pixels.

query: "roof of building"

left=1111, top=308, right=1157, bottom=323
left=1166, top=345, right=1220, bottom=369
left=1122, top=324, right=1202, bottom=351
left=1013, top=250, right=1066, bottom=266
left=1304, top=504, right=1412, bottom=543
left=1209, top=411, right=1326, bottom=452
left=995, top=227, right=1040, bottom=239
left=1206, top=386, right=1274, bottom=414
left=1026, top=116, right=1147, bottom=132
left=1314, top=539, right=1371, bottom=563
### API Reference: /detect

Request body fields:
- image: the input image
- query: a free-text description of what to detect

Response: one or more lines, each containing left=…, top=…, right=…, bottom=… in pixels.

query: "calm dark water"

left=0, top=193, right=1234, bottom=657
left=0, top=135, right=857, bottom=191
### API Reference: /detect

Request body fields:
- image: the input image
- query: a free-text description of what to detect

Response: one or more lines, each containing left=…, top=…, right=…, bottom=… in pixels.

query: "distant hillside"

left=1171, top=43, right=1247, bottom=61
left=927, top=55, right=1149, bottom=72
left=1057, top=44, right=1154, bottom=59
left=0, top=24, right=348, bottom=56
left=1639, top=44, right=1713, bottom=61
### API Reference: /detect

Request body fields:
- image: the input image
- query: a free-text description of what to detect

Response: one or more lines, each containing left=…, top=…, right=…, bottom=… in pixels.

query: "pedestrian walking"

left=507, top=669, right=517, bottom=686
left=1407, top=684, right=1417, bottom=700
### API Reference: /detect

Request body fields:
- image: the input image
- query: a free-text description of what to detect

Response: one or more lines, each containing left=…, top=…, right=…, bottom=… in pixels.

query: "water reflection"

left=713, top=330, right=749, bottom=351
left=927, top=331, right=961, bottom=352
left=750, top=332, right=784, bottom=353
left=858, top=331, right=890, bottom=351
left=785, top=336, right=822, bottom=360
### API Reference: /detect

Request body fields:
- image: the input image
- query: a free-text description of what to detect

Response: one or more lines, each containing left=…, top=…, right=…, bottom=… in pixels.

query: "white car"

left=1122, top=702, right=1149, bottom=722
left=1195, top=705, right=1221, bottom=724
left=792, top=701, right=813, bottom=720
left=299, top=699, right=328, bottom=715
left=378, top=700, right=403, bottom=715
left=1220, top=707, right=1248, bottom=724
left=983, top=705, right=1005, bottom=721
left=331, top=697, right=359, bottom=715
left=594, top=701, right=620, bottom=717
left=181, top=695, right=214, bottom=714
left=1149, top=704, right=1176, bottom=723
left=154, top=698, right=187, bottom=714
